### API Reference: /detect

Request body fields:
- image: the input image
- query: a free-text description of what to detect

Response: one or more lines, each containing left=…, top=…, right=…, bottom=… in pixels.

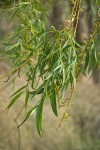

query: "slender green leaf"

left=50, top=89, right=58, bottom=116
left=10, top=85, right=27, bottom=98
left=36, top=99, right=44, bottom=136
left=25, top=89, right=29, bottom=109
left=50, top=79, right=58, bottom=116
left=62, top=39, right=69, bottom=50
left=6, top=91, right=23, bottom=110
left=31, top=65, right=38, bottom=88
left=19, top=105, right=38, bottom=127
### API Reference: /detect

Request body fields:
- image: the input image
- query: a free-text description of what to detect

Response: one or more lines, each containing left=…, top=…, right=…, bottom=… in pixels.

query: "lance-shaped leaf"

left=18, top=105, right=38, bottom=127
left=50, top=89, right=58, bottom=116
left=10, top=85, right=27, bottom=98
left=31, top=65, right=38, bottom=88
left=50, top=80, right=58, bottom=116
left=6, top=91, right=23, bottom=110
left=62, top=38, right=69, bottom=50
left=36, top=99, right=44, bottom=136
left=25, top=89, right=29, bottom=109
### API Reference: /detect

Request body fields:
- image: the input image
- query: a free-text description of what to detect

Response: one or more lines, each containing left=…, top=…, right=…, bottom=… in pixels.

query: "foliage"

left=0, top=0, right=100, bottom=135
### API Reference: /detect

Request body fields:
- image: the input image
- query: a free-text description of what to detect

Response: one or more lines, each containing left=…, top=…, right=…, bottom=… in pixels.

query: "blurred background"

left=0, top=0, right=100, bottom=150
